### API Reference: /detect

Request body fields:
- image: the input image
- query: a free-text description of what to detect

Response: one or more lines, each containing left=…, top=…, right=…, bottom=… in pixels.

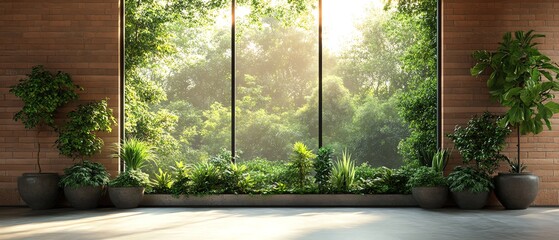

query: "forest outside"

left=124, top=0, right=437, bottom=176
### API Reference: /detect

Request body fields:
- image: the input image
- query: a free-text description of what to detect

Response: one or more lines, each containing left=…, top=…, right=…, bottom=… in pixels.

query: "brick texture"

left=443, top=0, right=559, bottom=206
left=0, top=0, right=120, bottom=205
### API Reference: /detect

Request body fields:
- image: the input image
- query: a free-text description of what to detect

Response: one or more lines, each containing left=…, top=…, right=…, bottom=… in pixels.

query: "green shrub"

left=447, top=166, right=493, bottom=193
left=288, top=142, right=316, bottom=191
left=59, top=161, right=110, bottom=188
left=314, top=147, right=334, bottom=193
left=109, top=170, right=150, bottom=187
left=331, top=150, right=356, bottom=193
left=114, top=138, right=153, bottom=171
left=243, top=158, right=291, bottom=194
left=151, top=168, right=173, bottom=194
left=406, top=166, right=446, bottom=188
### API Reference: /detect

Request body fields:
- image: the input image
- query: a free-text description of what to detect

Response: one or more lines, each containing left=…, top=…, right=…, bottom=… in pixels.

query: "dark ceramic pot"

left=108, top=187, right=145, bottom=209
left=64, top=186, right=103, bottom=210
left=412, top=186, right=448, bottom=209
left=494, top=172, right=539, bottom=210
left=17, top=173, right=60, bottom=210
left=451, top=190, right=490, bottom=210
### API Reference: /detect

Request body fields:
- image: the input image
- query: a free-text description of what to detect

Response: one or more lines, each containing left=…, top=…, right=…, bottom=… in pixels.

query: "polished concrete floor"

left=1, top=207, right=559, bottom=240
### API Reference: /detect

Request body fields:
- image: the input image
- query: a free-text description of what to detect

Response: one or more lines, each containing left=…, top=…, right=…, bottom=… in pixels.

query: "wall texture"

left=0, top=0, right=120, bottom=205
left=442, top=0, right=559, bottom=205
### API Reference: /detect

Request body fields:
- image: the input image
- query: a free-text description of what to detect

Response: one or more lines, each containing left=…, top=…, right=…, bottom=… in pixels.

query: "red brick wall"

left=0, top=0, right=120, bottom=205
left=443, top=0, right=559, bottom=205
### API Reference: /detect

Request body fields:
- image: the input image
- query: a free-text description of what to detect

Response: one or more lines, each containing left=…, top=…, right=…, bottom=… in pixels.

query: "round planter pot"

left=108, top=187, right=145, bottom=209
left=494, top=172, right=539, bottom=210
left=64, top=186, right=104, bottom=210
left=451, top=190, right=489, bottom=210
left=412, top=186, right=448, bottom=209
left=17, top=173, right=60, bottom=210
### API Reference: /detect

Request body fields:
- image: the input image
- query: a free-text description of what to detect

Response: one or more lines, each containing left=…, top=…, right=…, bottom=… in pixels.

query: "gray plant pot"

left=412, top=186, right=448, bottom=209
left=64, top=186, right=104, bottom=210
left=494, top=172, right=539, bottom=210
left=451, top=190, right=489, bottom=210
left=108, top=187, right=145, bottom=209
left=17, top=173, right=60, bottom=210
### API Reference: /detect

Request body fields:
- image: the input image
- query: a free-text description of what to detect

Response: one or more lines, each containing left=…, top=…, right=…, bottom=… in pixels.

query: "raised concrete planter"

left=141, top=194, right=417, bottom=207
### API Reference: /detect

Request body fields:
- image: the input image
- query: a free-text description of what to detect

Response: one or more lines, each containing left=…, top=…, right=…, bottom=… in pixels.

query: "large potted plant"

left=57, top=99, right=116, bottom=209
left=108, top=138, right=152, bottom=208
left=408, top=149, right=450, bottom=209
left=447, top=112, right=511, bottom=209
left=9, top=65, right=80, bottom=210
left=471, top=30, right=559, bottom=209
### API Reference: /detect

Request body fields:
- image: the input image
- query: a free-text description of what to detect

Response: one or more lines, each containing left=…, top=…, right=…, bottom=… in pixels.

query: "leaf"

left=545, top=101, right=559, bottom=113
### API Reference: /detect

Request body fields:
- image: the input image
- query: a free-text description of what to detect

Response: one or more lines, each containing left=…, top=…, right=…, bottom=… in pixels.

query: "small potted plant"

left=108, top=138, right=152, bottom=208
left=408, top=149, right=450, bottom=209
left=9, top=65, right=80, bottom=210
left=471, top=30, right=559, bottom=209
left=57, top=99, right=116, bottom=209
left=447, top=112, right=511, bottom=209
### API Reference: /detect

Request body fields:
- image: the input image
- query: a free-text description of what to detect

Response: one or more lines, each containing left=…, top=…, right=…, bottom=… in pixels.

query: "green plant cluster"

left=59, top=161, right=110, bottom=188
left=447, top=112, right=511, bottom=175
left=150, top=145, right=415, bottom=195
left=406, top=166, right=446, bottom=189
left=109, top=170, right=150, bottom=188
left=447, top=166, right=493, bottom=193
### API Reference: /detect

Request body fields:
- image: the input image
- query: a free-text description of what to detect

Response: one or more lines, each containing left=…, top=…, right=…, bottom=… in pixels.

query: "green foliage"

left=314, top=147, right=334, bottom=193
left=56, top=99, right=117, bottom=161
left=447, top=166, right=493, bottom=193
left=355, top=164, right=415, bottom=194
left=406, top=166, right=446, bottom=188
left=190, top=161, right=223, bottom=193
left=432, top=149, right=450, bottom=173
left=170, top=161, right=191, bottom=195
left=9, top=65, right=81, bottom=172
left=59, top=161, right=110, bottom=188
left=447, top=112, right=511, bottom=175
left=288, top=142, right=316, bottom=191
left=114, top=138, right=153, bottom=171
left=471, top=30, right=559, bottom=135
left=243, top=158, right=292, bottom=194
left=151, top=168, right=173, bottom=194
left=110, top=170, right=150, bottom=188
left=331, top=150, right=356, bottom=193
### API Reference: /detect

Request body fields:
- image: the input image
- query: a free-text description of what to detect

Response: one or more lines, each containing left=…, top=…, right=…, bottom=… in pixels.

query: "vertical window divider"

left=318, top=0, right=323, bottom=149
left=231, top=0, right=237, bottom=163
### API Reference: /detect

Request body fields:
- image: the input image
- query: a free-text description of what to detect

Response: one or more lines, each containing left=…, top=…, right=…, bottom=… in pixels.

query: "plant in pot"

left=9, top=65, right=80, bottom=210
left=57, top=99, right=116, bottom=209
left=447, top=112, right=511, bottom=209
left=408, top=149, right=450, bottom=209
left=471, top=30, right=559, bottom=209
left=108, top=138, right=152, bottom=208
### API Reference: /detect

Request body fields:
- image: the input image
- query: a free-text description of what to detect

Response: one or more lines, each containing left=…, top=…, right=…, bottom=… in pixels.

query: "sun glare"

left=323, top=0, right=385, bottom=55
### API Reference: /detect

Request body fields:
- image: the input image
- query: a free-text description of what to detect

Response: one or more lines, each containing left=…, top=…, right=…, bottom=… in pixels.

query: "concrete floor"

left=1, top=207, right=559, bottom=240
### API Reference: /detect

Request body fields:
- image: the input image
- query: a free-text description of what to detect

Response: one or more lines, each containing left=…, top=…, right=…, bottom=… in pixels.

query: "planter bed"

left=141, top=194, right=417, bottom=207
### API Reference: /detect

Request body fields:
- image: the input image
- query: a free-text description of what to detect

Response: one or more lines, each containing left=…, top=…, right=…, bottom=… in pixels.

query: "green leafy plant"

left=471, top=30, right=559, bottom=172
left=447, top=112, right=511, bottom=175
left=59, top=161, right=110, bottom=188
left=355, top=164, right=414, bottom=194
left=406, top=166, right=446, bottom=188
left=331, top=149, right=356, bottom=193
left=151, top=168, right=173, bottom=194
left=109, top=169, right=150, bottom=187
left=113, top=138, right=153, bottom=171
left=447, top=166, right=493, bottom=193
left=431, top=148, right=450, bottom=173
left=314, top=146, right=334, bottom=193
left=9, top=65, right=80, bottom=172
left=288, top=142, right=316, bottom=191
left=170, top=161, right=191, bottom=195
left=56, top=99, right=117, bottom=161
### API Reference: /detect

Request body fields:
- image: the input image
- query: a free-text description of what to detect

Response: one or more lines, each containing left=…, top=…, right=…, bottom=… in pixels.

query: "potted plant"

left=471, top=30, right=559, bottom=209
left=9, top=65, right=80, bottom=210
left=447, top=112, right=511, bottom=209
left=57, top=99, right=116, bottom=209
left=108, top=138, right=152, bottom=208
left=408, top=149, right=450, bottom=209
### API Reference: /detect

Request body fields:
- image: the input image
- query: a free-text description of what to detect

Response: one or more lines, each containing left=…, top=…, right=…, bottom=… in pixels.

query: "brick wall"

left=443, top=0, right=559, bottom=205
left=0, top=0, right=120, bottom=205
